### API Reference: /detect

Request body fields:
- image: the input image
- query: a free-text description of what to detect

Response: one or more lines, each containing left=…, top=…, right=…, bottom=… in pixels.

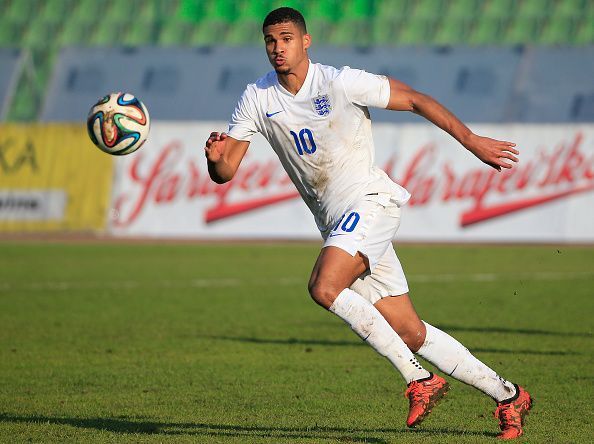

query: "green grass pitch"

left=1, top=242, right=593, bottom=443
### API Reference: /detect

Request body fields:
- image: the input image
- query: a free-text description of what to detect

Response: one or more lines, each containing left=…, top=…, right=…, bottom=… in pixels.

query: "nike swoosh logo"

left=266, top=110, right=284, bottom=117
left=329, top=233, right=346, bottom=238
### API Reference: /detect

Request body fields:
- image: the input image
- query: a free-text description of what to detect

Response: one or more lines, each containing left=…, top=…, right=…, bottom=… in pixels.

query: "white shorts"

left=321, top=193, right=409, bottom=304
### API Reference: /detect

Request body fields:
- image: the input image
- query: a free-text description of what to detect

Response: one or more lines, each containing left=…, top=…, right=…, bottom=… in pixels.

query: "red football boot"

left=404, top=372, right=449, bottom=427
left=494, top=385, right=533, bottom=440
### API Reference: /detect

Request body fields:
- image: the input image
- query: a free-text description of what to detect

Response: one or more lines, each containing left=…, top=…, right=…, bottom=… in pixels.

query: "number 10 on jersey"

left=290, top=129, right=317, bottom=155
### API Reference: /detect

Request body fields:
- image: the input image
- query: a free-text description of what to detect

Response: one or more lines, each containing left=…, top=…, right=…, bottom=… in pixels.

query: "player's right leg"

left=350, top=247, right=449, bottom=427
left=310, top=196, right=448, bottom=427
left=308, top=245, right=432, bottom=386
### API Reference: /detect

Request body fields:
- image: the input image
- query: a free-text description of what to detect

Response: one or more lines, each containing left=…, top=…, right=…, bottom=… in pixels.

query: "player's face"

left=263, top=21, right=310, bottom=74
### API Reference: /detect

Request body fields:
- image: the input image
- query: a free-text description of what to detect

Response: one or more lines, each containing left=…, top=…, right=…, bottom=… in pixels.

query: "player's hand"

left=463, top=133, right=519, bottom=171
left=204, top=132, right=228, bottom=163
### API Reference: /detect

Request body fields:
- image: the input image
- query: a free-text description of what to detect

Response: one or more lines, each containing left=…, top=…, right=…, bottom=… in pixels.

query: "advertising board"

left=109, top=123, right=594, bottom=242
left=0, top=124, right=113, bottom=232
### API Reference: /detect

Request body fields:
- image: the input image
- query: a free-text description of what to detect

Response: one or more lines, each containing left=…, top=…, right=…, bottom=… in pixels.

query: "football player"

left=205, top=7, right=531, bottom=440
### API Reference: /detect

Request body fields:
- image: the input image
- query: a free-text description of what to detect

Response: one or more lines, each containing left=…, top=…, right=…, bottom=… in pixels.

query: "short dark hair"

left=262, top=7, right=307, bottom=34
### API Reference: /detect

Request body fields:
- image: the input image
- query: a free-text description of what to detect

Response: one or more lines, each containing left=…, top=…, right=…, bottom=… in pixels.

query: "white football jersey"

left=227, top=61, right=411, bottom=233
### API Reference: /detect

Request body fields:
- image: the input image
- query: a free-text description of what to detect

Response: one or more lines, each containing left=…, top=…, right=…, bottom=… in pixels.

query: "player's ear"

left=303, top=32, right=311, bottom=50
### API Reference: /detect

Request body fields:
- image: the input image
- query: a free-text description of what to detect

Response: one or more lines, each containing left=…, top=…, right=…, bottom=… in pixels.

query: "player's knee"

left=399, top=325, right=426, bottom=353
left=307, top=279, right=340, bottom=310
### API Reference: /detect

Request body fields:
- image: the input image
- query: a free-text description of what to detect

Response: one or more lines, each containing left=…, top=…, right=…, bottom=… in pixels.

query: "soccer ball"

left=86, top=92, right=150, bottom=155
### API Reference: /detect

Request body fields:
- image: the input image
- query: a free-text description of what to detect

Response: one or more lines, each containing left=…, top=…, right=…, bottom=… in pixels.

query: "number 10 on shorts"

left=331, top=211, right=360, bottom=235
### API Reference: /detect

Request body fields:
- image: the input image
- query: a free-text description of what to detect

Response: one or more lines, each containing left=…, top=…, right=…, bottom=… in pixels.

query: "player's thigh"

left=349, top=243, right=409, bottom=304
left=308, top=246, right=368, bottom=308
left=312, top=196, right=401, bottom=308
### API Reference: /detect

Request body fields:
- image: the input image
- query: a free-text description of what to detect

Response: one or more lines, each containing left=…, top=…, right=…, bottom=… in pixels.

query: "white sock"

left=329, top=288, right=430, bottom=383
left=416, top=321, right=516, bottom=402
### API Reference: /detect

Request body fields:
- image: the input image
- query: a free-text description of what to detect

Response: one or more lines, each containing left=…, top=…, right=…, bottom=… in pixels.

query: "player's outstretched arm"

left=385, top=78, right=519, bottom=171
left=204, top=132, right=250, bottom=183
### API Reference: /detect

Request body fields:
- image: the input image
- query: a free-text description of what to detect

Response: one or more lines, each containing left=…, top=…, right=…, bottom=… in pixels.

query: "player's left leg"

left=375, top=295, right=517, bottom=400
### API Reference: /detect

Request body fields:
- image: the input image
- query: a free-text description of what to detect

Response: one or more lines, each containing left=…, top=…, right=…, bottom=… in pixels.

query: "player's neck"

left=277, top=58, right=310, bottom=96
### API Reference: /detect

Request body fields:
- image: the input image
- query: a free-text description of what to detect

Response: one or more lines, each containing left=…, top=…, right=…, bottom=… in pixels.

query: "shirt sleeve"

left=227, top=85, right=259, bottom=141
left=339, top=67, right=391, bottom=109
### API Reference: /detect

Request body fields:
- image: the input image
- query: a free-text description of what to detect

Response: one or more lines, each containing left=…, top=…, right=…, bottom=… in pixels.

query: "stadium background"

left=1, top=1, right=594, bottom=443
left=1, top=0, right=593, bottom=241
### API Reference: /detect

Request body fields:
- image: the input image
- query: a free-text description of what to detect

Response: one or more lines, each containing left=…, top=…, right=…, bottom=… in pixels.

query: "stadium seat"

left=226, top=0, right=271, bottom=45
left=164, top=0, right=183, bottom=15
left=179, top=0, right=205, bottom=22
left=554, top=0, right=586, bottom=19
left=444, top=0, right=479, bottom=20
left=71, top=0, right=107, bottom=24
left=516, top=0, right=550, bottom=19
left=271, top=0, right=306, bottom=14
left=468, top=17, right=503, bottom=45
left=58, top=17, right=93, bottom=47
left=189, top=23, right=221, bottom=46
left=90, top=20, right=123, bottom=46
left=0, top=19, right=22, bottom=47
left=540, top=17, right=575, bottom=45
left=433, top=18, right=469, bottom=46
left=202, top=0, right=237, bottom=23
left=371, top=0, right=409, bottom=45
left=375, top=0, right=411, bottom=21
left=21, top=17, right=57, bottom=51
left=0, top=49, right=23, bottom=120
left=330, top=20, right=371, bottom=47
left=5, top=0, right=38, bottom=23
left=7, top=84, right=38, bottom=121
left=574, top=16, right=594, bottom=45
left=371, top=15, right=401, bottom=46
left=187, top=0, right=236, bottom=45
left=39, top=0, right=76, bottom=25
left=330, top=0, right=373, bottom=46
left=157, top=18, right=193, bottom=46
left=342, top=0, right=374, bottom=21
left=304, top=0, right=341, bottom=43
left=502, top=17, right=540, bottom=45
left=482, top=0, right=516, bottom=20
left=410, top=0, right=445, bottom=21
left=122, top=21, right=157, bottom=47
left=226, top=24, right=263, bottom=45
left=103, top=0, right=142, bottom=25
left=139, top=0, right=178, bottom=22
left=398, top=18, right=434, bottom=45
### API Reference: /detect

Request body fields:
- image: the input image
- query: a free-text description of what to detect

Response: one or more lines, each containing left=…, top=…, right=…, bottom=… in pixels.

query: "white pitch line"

left=410, top=271, right=594, bottom=283
left=0, top=271, right=594, bottom=292
left=0, top=271, right=592, bottom=292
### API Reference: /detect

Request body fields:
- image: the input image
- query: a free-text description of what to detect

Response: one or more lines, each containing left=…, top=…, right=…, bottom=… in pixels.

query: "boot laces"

left=495, top=403, right=521, bottom=429
left=405, top=381, right=431, bottom=404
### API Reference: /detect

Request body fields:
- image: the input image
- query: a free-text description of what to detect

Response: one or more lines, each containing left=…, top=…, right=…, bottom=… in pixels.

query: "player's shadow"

left=206, top=335, right=581, bottom=356
left=0, top=413, right=497, bottom=440
left=434, top=324, right=592, bottom=338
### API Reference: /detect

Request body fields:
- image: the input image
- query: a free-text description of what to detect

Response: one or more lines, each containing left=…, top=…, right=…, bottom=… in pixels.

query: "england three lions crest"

left=312, top=94, right=332, bottom=116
